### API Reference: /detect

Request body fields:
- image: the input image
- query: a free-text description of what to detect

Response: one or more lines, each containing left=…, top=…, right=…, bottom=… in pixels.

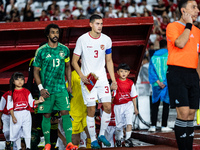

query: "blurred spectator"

left=23, top=3, right=34, bottom=22
left=61, top=9, right=73, bottom=20
left=6, top=0, right=16, bottom=15
left=63, top=4, right=70, bottom=13
left=137, top=0, right=153, bottom=16
left=160, top=15, right=169, bottom=30
left=118, top=5, right=130, bottom=17
left=72, top=0, right=78, bottom=11
left=10, top=7, right=19, bottom=22
left=105, top=5, right=118, bottom=18
left=39, top=10, right=50, bottom=21
left=153, top=0, right=166, bottom=16
left=127, top=0, right=138, bottom=16
left=50, top=9, right=61, bottom=20
left=77, top=8, right=86, bottom=19
left=47, top=0, right=59, bottom=16
left=0, top=0, right=4, bottom=21
left=87, top=1, right=97, bottom=15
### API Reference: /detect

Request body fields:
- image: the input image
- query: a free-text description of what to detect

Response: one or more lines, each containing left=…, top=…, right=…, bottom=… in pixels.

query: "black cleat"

left=124, top=138, right=134, bottom=147
left=115, top=140, right=122, bottom=147
left=5, top=141, right=11, bottom=150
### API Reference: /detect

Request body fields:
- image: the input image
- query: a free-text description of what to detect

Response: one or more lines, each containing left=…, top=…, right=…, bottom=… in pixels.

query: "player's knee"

left=103, top=103, right=111, bottom=114
left=72, top=134, right=80, bottom=145
left=87, top=106, right=96, bottom=117
left=60, top=110, right=69, bottom=116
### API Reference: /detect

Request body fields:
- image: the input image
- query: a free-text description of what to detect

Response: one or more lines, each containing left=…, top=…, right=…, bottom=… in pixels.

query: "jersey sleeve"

left=0, top=96, right=6, bottom=111
left=33, top=48, right=42, bottom=68
left=7, top=95, right=13, bottom=111
left=166, top=23, right=179, bottom=46
left=73, top=37, right=82, bottom=56
left=65, top=47, right=70, bottom=63
left=28, top=93, right=36, bottom=108
left=130, top=84, right=138, bottom=98
left=105, top=37, right=112, bottom=55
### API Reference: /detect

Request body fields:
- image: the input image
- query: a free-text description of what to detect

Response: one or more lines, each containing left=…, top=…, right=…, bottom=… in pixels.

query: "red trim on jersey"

left=73, top=53, right=80, bottom=56
left=88, top=32, right=101, bottom=39
left=0, top=110, right=3, bottom=112
left=8, top=108, right=13, bottom=111
left=131, top=95, right=138, bottom=99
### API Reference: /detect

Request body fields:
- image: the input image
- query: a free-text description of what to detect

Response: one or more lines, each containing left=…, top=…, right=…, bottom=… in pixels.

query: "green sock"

left=62, top=114, right=72, bottom=144
left=42, top=116, right=51, bottom=144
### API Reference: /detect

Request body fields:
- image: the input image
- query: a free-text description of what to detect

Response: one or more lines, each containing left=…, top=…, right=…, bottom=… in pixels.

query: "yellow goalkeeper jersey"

left=68, top=70, right=87, bottom=117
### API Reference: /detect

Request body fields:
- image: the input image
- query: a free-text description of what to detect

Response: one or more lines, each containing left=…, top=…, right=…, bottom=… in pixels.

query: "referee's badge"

left=59, top=51, right=65, bottom=57
left=197, top=43, right=199, bottom=53
left=100, top=45, right=105, bottom=50
left=39, top=105, right=44, bottom=111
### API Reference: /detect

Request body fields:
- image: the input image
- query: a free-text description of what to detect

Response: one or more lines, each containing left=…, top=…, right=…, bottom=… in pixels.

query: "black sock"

left=174, top=118, right=187, bottom=150
left=186, top=120, right=194, bottom=150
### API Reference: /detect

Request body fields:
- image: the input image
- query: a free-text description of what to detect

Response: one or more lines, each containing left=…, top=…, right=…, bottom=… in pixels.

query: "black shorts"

left=167, top=65, right=199, bottom=109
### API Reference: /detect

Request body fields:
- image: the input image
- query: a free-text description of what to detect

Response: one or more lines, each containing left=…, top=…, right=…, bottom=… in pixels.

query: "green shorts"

left=38, top=90, right=70, bottom=113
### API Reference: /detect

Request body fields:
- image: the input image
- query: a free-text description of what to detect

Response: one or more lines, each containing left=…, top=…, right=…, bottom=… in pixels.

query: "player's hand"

left=182, top=10, right=193, bottom=24
left=38, top=96, right=45, bottom=103
left=12, top=116, right=17, bottom=124
left=111, top=81, right=117, bottom=90
left=156, top=80, right=165, bottom=89
left=134, top=109, right=139, bottom=116
left=67, top=87, right=72, bottom=93
left=40, top=89, right=50, bottom=98
left=80, top=75, right=90, bottom=84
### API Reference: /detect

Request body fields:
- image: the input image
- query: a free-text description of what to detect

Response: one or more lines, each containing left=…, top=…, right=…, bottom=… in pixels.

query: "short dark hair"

left=159, top=39, right=167, bottom=49
left=117, top=63, right=130, bottom=71
left=44, top=23, right=60, bottom=38
left=89, top=14, right=102, bottom=23
left=178, top=0, right=195, bottom=15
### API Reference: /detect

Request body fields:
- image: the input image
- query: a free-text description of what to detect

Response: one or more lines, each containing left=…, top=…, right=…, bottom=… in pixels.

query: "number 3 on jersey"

left=53, top=58, right=60, bottom=67
left=94, top=50, right=98, bottom=58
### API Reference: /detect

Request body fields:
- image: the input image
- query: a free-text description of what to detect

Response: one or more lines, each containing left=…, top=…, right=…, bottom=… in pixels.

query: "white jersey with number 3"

left=74, top=32, right=112, bottom=85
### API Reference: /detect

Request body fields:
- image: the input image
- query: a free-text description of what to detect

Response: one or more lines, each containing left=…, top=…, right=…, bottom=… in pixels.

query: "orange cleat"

left=44, top=143, right=51, bottom=150
left=66, top=142, right=78, bottom=150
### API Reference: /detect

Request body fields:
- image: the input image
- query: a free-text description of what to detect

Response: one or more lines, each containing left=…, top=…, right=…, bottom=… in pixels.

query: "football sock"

left=62, top=114, right=72, bottom=144
left=115, top=129, right=123, bottom=140
left=24, top=138, right=31, bottom=149
left=87, top=116, right=96, bottom=142
left=174, top=118, right=187, bottom=150
left=16, top=138, right=21, bottom=150
left=42, top=116, right=51, bottom=144
left=126, top=131, right=132, bottom=140
left=99, top=111, right=111, bottom=136
left=186, top=120, right=194, bottom=150
left=4, top=131, right=10, bottom=141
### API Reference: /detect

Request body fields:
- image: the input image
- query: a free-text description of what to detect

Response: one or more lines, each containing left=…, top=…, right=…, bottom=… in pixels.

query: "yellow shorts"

left=71, top=114, right=87, bottom=134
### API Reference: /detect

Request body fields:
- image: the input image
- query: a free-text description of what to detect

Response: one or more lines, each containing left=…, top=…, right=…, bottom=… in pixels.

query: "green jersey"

left=33, top=43, right=70, bottom=94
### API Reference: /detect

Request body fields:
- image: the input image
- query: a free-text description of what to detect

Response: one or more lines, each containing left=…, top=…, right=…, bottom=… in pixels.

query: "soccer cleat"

left=115, top=140, right=122, bottom=147
left=125, top=138, right=134, bottom=147
left=26, top=148, right=31, bottom=150
left=5, top=141, right=11, bottom=150
left=91, top=140, right=101, bottom=149
left=98, top=135, right=111, bottom=147
left=44, top=143, right=51, bottom=150
left=66, top=142, right=78, bottom=150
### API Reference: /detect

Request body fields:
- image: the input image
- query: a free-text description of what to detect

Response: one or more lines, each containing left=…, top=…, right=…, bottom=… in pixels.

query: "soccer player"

left=166, top=0, right=200, bottom=149
left=33, top=24, right=78, bottom=150
left=72, top=14, right=117, bottom=149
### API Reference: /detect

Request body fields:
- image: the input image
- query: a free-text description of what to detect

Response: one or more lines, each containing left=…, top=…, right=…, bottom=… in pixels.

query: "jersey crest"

left=100, top=45, right=105, bottom=50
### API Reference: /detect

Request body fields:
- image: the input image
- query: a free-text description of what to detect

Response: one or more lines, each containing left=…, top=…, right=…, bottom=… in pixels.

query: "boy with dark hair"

left=112, top=63, right=138, bottom=147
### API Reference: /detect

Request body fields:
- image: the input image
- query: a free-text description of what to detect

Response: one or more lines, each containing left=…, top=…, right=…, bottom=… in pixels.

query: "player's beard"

left=49, top=37, right=58, bottom=43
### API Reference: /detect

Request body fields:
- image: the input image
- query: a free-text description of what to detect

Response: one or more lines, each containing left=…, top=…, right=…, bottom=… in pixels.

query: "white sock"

left=15, top=138, right=21, bottom=150
left=99, top=111, right=111, bottom=136
left=87, top=116, right=96, bottom=142
left=25, top=138, right=31, bottom=149
left=126, top=131, right=132, bottom=140
left=115, top=129, right=123, bottom=140
left=4, top=131, right=10, bottom=141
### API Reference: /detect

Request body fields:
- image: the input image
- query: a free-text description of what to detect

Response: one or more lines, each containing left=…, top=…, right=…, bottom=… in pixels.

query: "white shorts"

left=10, top=110, right=32, bottom=141
left=114, top=101, right=134, bottom=129
left=102, top=126, right=116, bottom=148
left=2, top=114, right=10, bottom=133
left=81, top=81, right=111, bottom=106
